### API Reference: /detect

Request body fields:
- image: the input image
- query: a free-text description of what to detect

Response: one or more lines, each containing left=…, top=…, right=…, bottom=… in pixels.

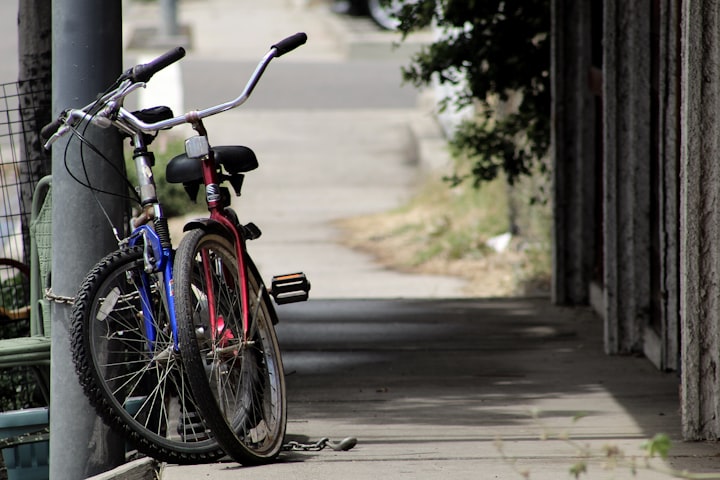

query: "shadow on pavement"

left=276, top=297, right=684, bottom=458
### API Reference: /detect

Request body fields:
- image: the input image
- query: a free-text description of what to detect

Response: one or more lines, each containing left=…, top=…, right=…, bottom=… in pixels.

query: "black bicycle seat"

left=166, top=145, right=258, bottom=184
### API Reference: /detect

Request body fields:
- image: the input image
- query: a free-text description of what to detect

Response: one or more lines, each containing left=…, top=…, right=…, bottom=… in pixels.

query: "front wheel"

left=71, top=246, right=225, bottom=464
left=174, top=229, right=286, bottom=465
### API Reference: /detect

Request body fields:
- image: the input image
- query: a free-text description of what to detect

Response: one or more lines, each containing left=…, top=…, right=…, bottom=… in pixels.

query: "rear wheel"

left=175, top=229, right=286, bottom=465
left=71, top=246, right=224, bottom=464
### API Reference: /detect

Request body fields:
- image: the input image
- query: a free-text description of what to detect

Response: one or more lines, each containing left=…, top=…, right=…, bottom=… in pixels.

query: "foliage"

left=0, top=273, right=27, bottom=312
left=338, top=158, right=553, bottom=296
left=394, top=0, right=551, bottom=186
left=124, top=138, right=203, bottom=218
left=371, top=169, right=511, bottom=264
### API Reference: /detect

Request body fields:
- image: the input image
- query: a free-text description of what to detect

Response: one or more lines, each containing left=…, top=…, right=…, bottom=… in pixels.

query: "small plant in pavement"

left=494, top=410, right=720, bottom=479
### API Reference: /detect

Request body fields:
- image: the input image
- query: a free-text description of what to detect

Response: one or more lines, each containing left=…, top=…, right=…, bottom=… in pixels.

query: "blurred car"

left=332, top=0, right=404, bottom=30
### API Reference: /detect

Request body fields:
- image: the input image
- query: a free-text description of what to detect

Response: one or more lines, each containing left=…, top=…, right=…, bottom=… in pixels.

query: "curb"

left=315, top=4, right=433, bottom=60
left=85, top=457, right=159, bottom=480
left=410, top=89, right=453, bottom=173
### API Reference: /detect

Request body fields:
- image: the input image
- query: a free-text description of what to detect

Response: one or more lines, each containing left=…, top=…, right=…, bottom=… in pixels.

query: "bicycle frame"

left=125, top=131, right=180, bottom=353
left=191, top=119, right=251, bottom=344
left=127, top=224, right=178, bottom=352
left=122, top=118, right=255, bottom=356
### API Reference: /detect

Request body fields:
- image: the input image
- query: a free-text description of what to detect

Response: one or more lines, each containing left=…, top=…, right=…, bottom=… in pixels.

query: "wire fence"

left=0, top=78, right=51, bottom=411
left=0, top=79, right=51, bottom=267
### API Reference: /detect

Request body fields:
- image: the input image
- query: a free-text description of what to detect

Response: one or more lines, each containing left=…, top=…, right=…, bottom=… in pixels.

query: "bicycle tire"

left=71, top=246, right=225, bottom=464
left=174, top=229, right=287, bottom=465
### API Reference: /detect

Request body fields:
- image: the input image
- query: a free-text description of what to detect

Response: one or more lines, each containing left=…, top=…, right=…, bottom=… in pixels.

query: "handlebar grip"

left=40, top=117, right=63, bottom=142
left=130, top=46, right=186, bottom=83
left=271, top=32, right=307, bottom=57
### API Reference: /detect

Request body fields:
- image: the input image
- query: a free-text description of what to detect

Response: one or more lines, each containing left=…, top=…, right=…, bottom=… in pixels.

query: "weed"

left=496, top=411, right=720, bottom=480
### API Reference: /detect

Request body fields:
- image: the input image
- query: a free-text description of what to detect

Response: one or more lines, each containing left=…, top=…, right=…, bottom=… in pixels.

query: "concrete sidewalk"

left=120, top=1, right=720, bottom=479
left=161, top=298, right=720, bottom=479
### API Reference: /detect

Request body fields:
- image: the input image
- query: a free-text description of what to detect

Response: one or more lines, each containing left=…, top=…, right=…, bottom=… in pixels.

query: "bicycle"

left=42, top=32, right=310, bottom=464
left=169, top=32, right=311, bottom=464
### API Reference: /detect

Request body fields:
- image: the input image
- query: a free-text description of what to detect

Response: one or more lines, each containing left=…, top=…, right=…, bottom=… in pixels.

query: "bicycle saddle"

left=166, top=145, right=259, bottom=184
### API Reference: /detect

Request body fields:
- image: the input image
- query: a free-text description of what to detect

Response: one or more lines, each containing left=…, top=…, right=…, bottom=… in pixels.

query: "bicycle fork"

left=126, top=132, right=180, bottom=355
left=128, top=222, right=179, bottom=354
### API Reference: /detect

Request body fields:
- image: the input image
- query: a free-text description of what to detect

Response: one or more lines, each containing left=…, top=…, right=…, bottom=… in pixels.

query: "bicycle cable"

left=60, top=85, right=146, bottom=242
left=62, top=129, right=125, bottom=242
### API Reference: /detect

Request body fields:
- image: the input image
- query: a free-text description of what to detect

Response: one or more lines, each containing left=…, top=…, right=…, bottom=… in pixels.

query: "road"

left=181, top=59, right=417, bottom=110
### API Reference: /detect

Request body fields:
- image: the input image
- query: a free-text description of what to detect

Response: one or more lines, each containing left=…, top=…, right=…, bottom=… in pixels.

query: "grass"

left=337, top=156, right=552, bottom=297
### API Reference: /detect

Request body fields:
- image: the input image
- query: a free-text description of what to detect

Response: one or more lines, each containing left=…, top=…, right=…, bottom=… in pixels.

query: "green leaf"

left=398, top=0, right=550, bottom=188
left=572, top=412, right=589, bottom=423
left=640, top=433, right=672, bottom=459
left=569, top=461, right=587, bottom=479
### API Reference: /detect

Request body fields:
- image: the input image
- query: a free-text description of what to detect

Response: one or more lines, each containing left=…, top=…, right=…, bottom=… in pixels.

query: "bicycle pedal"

left=270, top=272, right=311, bottom=305
left=243, top=222, right=262, bottom=240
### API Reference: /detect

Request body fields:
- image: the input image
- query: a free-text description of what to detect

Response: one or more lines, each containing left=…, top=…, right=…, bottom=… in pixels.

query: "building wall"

left=653, top=0, right=681, bottom=373
left=680, top=0, right=720, bottom=440
left=551, top=0, right=719, bottom=439
left=602, top=0, right=652, bottom=355
left=550, top=0, right=597, bottom=306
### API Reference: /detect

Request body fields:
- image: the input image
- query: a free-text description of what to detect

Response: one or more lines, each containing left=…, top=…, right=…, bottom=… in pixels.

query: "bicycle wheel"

left=71, top=246, right=225, bottom=464
left=174, top=229, right=286, bottom=465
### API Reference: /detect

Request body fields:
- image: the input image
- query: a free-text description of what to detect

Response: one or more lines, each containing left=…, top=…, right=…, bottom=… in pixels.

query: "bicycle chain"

left=44, top=288, right=76, bottom=305
left=282, top=437, right=357, bottom=452
left=282, top=438, right=331, bottom=452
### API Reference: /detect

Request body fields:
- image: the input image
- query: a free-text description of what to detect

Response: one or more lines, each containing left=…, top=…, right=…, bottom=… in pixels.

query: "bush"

left=396, top=0, right=551, bottom=187
left=124, top=138, right=204, bottom=218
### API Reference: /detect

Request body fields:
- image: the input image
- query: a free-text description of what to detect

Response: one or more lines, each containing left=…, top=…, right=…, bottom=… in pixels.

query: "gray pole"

left=50, top=0, right=126, bottom=478
left=160, top=0, right=180, bottom=37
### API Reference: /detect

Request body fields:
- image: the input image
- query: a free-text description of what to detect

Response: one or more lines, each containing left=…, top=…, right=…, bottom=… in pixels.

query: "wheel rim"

left=185, top=235, right=285, bottom=459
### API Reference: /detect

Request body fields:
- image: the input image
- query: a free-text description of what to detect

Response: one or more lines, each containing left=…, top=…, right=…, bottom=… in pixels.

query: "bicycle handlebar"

left=41, top=33, right=307, bottom=148
left=125, top=46, right=186, bottom=83
left=40, top=117, right=63, bottom=141
left=272, top=32, right=307, bottom=57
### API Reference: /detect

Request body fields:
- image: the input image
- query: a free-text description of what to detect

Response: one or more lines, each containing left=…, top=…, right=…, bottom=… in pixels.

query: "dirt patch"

left=335, top=211, right=551, bottom=298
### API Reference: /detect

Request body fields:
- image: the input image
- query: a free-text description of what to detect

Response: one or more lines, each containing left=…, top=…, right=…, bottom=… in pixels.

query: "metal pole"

left=50, top=0, right=126, bottom=478
left=160, top=0, right=180, bottom=37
